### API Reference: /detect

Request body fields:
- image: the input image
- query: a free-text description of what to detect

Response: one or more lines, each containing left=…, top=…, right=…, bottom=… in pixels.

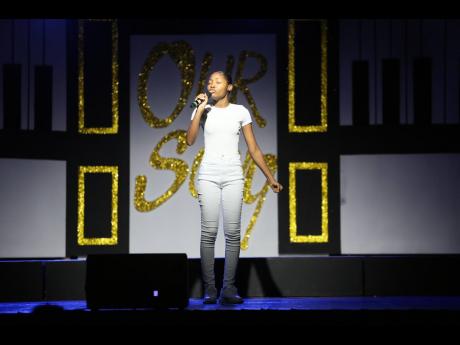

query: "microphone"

left=190, top=97, right=205, bottom=109
left=191, top=92, right=211, bottom=109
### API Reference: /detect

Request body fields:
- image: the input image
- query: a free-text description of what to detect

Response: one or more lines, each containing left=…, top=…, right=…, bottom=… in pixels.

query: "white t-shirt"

left=191, top=103, right=252, bottom=163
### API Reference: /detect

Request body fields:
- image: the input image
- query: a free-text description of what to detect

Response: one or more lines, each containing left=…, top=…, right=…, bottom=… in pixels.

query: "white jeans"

left=197, top=158, right=244, bottom=290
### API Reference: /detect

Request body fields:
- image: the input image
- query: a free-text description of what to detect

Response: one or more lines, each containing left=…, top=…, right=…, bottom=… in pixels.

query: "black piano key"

left=352, top=60, right=370, bottom=126
left=3, top=63, right=22, bottom=130
left=413, top=57, right=432, bottom=126
left=382, top=58, right=401, bottom=126
left=34, top=65, right=53, bottom=131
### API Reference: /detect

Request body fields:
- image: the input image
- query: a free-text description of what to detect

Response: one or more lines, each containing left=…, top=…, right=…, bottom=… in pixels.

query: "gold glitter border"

left=78, top=19, right=119, bottom=134
left=288, top=19, right=328, bottom=133
left=137, top=41, right=194, bottom=129
left=289, top=162, right=328, bottom=243
left=134, top=130, right=189, bottom=212
left=77, top=165, right=119, bottom=245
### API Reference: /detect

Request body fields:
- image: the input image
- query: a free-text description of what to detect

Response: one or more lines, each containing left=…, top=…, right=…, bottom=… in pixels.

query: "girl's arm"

left=242, top=123, right=283, bottom=193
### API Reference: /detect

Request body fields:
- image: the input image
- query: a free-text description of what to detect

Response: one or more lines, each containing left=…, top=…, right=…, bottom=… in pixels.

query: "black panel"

left=66, top=19, right=130, bottom=256
left=382, top=58, right=400, bottom=126
left=278, top=20, right=340, bottom=255
left=45, top=260, right=86, bottom=300
left=339, top=125, right=460, bottom=155
left=0, top=262, right=43, bottom=301
left=240, top=257, right=362, bottom=297
left=3, top=64, right=22, bottom=130
left=83, top=21, right=112, bottom=128
left=364, top=256, right=460, bottom=296
left=34, top=65, right=53, bottom=132
left=352, top=60, right=369, bottom=126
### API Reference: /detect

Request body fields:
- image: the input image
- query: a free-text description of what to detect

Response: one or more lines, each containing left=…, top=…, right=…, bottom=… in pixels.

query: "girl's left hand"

left=269, top=180, right=283, bottom=193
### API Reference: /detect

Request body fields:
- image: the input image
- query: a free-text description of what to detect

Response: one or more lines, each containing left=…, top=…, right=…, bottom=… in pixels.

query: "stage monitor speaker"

left=85, top=253, right=189, bottom=310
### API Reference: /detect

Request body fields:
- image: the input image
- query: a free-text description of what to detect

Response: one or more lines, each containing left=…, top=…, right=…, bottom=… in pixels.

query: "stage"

left=1, top=18, right=460, bottom=334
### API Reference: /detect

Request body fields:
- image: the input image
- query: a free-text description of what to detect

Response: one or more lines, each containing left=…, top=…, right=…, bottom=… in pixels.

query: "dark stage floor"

left=1, top=296, right=460, bottom=327
left=2, top=296, right=460, bottom=313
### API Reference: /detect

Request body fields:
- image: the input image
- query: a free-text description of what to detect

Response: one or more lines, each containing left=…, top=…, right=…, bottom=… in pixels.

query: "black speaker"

left=85, top=254, right=189, bottom=310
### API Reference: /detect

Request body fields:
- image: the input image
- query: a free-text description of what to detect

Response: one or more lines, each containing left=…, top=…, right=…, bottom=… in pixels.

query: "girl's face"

left=207, top=72, right=232, bottom=100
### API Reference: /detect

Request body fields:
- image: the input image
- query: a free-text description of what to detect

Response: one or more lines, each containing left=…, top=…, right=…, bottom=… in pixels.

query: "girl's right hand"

left=195, top=93, right=208, bottom=110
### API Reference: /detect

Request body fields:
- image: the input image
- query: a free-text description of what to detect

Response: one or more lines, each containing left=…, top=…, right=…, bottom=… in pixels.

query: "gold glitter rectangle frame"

left=78, top=19, right=119, bottom=134
left=288, top=19, right=328, bottom=133
left=289, top=162, right=328, bottom=243
left=77, top=165, right=119, bottom=245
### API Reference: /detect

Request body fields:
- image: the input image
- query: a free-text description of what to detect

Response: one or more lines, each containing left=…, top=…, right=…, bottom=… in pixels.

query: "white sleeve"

left=191, top=108, right=197, bottom=121
left=241, top=107, right=252, bottom=126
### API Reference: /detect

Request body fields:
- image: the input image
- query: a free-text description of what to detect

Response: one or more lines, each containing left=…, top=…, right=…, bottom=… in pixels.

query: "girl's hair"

left=199, top=107, right=210, bottom=130
left=199, top=71, right=233, bottom=129
left=211, top=70, right=232, bottom=85
left=220, top=71, right=233, bottom=85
